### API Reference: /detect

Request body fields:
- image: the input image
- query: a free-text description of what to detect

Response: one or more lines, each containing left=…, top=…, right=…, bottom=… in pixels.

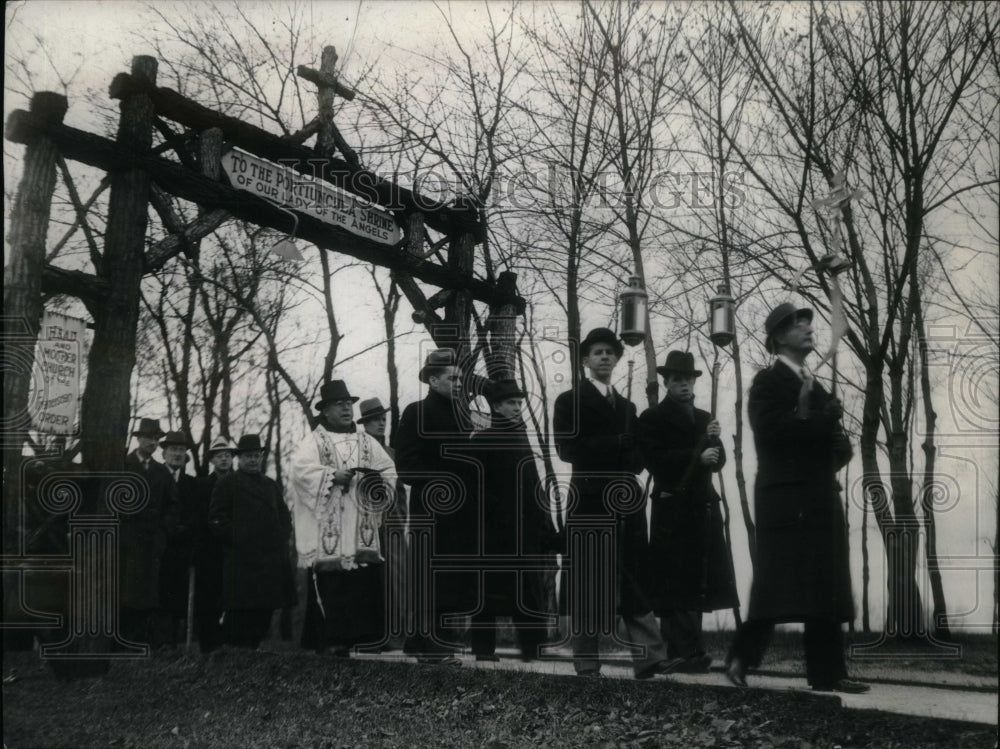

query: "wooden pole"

left=709, top=349, right=742, bottom=628
left=485, top=271, right=524, bottom=381
left=79, top=55, right=157, bottom=472
left=2, top=91, right=68, bottom=558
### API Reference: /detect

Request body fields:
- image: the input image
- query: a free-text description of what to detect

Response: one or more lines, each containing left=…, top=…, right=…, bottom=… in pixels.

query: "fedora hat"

left=656, top=350, right=702, bottom=378
left=314, top=380, right=359, bottom=411
left=132, top=418, right=165, bottom=438
left=159, top=431, right=189, bottom=449
left=236, top=434, right=265, bottom=454
left=764, top=303, right=813, bottom=353
left=207, top=435, right=237, bottom=455
left=358, top=397, right=389, bottom=422
left=580, top=327, right=624, bottom=358
left=485, top=378, right=527, bottom=404
left=419, top=349, right=458, bottom=384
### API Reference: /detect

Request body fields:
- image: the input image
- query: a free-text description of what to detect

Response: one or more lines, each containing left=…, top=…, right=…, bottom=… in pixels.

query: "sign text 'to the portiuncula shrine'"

left=221, top=147, right=401, bottom=245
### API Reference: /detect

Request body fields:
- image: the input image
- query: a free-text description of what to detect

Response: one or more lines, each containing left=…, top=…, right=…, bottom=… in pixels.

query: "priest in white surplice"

left=290, top=380, right=398, bottom=656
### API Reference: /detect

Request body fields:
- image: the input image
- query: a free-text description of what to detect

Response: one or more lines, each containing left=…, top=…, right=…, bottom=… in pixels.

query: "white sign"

left=221, top=147, right=401, bottom=245
left=31, top=311, right=86, bottom=435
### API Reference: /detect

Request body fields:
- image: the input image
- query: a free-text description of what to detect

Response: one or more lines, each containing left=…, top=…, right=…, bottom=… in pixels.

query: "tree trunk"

left=914, top=284, right=949, bottom=639
left=80, top=56, right=157, bottom=472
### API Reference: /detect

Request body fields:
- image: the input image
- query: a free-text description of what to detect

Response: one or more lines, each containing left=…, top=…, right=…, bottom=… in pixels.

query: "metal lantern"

left=619, top=275, right=648, bottom=347
left=709, top=284, right=736, bottom=347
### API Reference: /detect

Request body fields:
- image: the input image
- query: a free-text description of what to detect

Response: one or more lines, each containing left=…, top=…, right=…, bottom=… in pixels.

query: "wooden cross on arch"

left=296, top=46, right=360, bottom=167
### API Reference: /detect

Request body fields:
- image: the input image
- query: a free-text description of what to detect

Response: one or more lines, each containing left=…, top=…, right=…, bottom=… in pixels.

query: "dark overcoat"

left=193, top=472, right=227, bottom=615
left=747, top=361, right=854, bottom=622
left=637, top=397, right=739, bottom=613
left=209, top=469, right=293, bottom=611
left=122, top=451, right=178, bottom=609
left=469, top=416, right=555, bottom=616
left=158, top=471, right=201, bottom=614
left=552, top=380, right=652, bottom=617
left=393, top=390, right=476, bottom=612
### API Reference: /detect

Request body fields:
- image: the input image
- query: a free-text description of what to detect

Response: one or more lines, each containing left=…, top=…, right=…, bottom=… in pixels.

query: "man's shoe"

left=635, top=657, right=685, bottom=680
left=813, top=678, right=870, bottom=694
left=677, top=653, right=712, bottom=674
left=475, top=654, right=500, bottom=662
left=577, top=670, right=601, bottom=678
left=725, top=658, right=748, bottom=688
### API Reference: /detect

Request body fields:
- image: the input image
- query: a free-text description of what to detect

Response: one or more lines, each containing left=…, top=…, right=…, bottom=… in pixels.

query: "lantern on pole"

left=708, top=285, right=736, bottom=348
left=619, top=275, right=648, bottom=348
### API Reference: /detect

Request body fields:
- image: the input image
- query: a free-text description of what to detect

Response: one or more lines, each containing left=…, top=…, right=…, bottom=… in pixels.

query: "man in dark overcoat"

left=552, top=328, right=681, bottom=679
left=392, top=348, right=475, bottom=665
left=209, top=434, right=293, bottom=649
left=726, top=303, right=868, bottom=693
left=192, top=435, right=236, bottom=653
left=468, top=379, right=556, bottom=661
left=157, top=431, right=201, bottom=647
left=122, top=418, right=178, bottom=646
left=637, top=351, right=739, bottom=672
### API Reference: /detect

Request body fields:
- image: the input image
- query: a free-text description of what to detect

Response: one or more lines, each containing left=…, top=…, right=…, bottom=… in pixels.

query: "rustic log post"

left=3, top=91, right=68, bottom=559
left=445, top=227, right=476, bottom=386
left=79, top=56, right=157, bottom=472
left=485, top=271, right=525, bottom=381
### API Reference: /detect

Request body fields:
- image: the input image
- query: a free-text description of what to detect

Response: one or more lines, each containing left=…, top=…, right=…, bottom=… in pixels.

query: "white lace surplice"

left=289, top=425, right=397, bottom=570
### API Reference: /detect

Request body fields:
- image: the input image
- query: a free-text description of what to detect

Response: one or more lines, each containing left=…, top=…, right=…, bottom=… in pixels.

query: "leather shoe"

left=676, top=653, right=712, bottom=674
left=725, top=657, right=748, bottom=688
left=813, top=678, right=870, bottom=694
left=635, top=656, right=685, bottom=680
left=577, top=670, right=601, bottom=678
left=475, top=654, right=500, bottom=662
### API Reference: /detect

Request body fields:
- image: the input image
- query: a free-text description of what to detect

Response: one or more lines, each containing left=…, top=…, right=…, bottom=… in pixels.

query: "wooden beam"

left=107, top=74, right=481, bottom=240
left=296, top=64, right=357, bottom=101
left=5, top=109, right=507, bottom=306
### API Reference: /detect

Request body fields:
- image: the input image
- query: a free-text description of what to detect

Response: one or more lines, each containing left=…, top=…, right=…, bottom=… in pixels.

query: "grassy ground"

left=3, top=645, right=995, bottom=749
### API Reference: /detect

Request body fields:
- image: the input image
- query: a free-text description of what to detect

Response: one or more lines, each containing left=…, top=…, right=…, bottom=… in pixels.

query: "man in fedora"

left=121, top=418, right=178, bottom=646
left=358, top=397, right=408, bottom=651
left=637, top=351, right=738, bottom=673
left=157, top=431, right=201, bottom=647
left=393, top=349, right=476, bottom=665
left=726, top=303, right=867, bottom=693
left=289, top=382, right=397, bottom=656
left=192, top=435, right=236, bottom=653
left=467, top=379, right=556, bottom=662
left=553, top=328, right=681, bottom=679
left=209, top=434, right=293, bottom=649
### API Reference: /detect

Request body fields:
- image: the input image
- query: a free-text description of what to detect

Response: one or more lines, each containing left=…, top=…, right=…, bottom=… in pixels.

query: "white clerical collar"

left=587, top=378, right=614, bottom=397
left=776, top=354, right=811, bottom=381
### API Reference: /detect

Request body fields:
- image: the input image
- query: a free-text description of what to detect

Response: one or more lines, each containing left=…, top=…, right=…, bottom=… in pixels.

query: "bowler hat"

left=236, top=434, right=265, bottom=454
left=656, top=350, right=702, bottom=378
left=314, top=380, right=359, bottom=411
left=764, top=303, right=813, bottom=353
left=580, top=327, right=624, bottom=358
left=485, top=378, right=527, bottom=404
left=419, top=349, right=458, bottom=384
left=207, top=435, right=237, bottom=455
left=132, top=418, right=165, bottom=438
left=159, top=431, right=189, bottom=449
left=358, top=397, right=389, bottom=422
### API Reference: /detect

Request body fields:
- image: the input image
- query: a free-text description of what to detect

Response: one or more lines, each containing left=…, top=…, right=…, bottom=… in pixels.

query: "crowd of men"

left=112, top=301, right=868, bottom=694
